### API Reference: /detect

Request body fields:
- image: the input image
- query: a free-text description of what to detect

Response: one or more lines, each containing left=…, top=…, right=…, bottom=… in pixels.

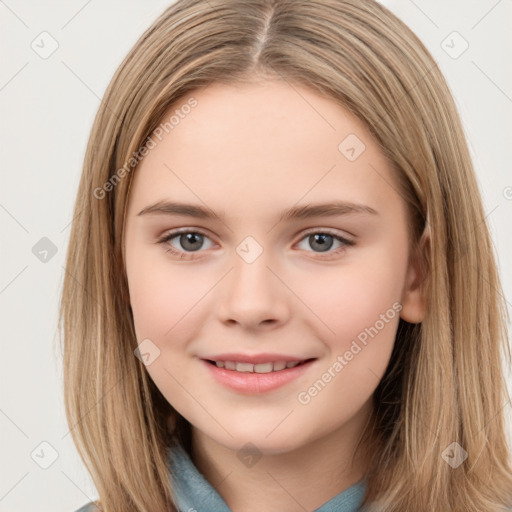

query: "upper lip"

left=201, top=353, right=316, bottom=364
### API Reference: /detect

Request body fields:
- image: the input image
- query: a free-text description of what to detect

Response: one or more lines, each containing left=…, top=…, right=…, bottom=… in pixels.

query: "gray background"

left=0, top=1, right=511, bottom=511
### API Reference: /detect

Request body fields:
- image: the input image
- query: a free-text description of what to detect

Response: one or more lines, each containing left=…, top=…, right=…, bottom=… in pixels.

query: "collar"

left=167, top=441, right=367, bottom=512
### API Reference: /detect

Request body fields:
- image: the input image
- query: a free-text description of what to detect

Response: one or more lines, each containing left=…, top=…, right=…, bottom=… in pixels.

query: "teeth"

left=236, top=362, right=254, bottom=373
left=212, top=360, right=305, bottom=373
left=254, top=362, right=273, bottom=373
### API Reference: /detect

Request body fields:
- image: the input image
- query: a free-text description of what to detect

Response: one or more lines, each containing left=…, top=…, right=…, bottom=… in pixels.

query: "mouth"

left=204, top=358, right=316, bottom=374
left=201, top=357, right=318, bottom=394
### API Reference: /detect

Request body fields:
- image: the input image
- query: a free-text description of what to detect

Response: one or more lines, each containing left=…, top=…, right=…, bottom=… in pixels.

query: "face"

left=123, top=79, right=425, bottom=455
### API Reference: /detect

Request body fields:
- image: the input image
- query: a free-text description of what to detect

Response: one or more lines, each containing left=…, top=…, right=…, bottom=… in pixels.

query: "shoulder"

left=73, top=503, right=100, bottom=512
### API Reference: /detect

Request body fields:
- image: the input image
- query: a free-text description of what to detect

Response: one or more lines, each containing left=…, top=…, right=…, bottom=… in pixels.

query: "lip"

left=201, top=353, right=310, bottom=364
left=201, top=357, right=317, bottom=394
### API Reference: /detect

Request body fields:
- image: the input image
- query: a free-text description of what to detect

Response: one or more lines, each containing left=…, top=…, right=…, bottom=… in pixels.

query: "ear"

left=400, top=226, right=430, bottom=324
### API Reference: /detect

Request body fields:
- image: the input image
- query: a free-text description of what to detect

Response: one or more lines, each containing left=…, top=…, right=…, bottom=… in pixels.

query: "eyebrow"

left=137, top=200, right=378, bottom=222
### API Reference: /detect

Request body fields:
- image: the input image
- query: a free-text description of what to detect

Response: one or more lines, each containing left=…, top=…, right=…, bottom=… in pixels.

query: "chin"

left=209, top=428, right=308, bottom=456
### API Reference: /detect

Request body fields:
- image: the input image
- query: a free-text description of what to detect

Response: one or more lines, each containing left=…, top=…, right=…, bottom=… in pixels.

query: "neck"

left=189, top=398, right=374, bottom=512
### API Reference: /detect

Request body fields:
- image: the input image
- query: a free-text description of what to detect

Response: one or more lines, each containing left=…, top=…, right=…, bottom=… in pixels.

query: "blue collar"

left=168, top=442, right=367, bottom=512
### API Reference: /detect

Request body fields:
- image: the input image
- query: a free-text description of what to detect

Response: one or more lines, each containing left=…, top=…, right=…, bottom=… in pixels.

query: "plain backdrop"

left=1, top=1, right=511, bottom=511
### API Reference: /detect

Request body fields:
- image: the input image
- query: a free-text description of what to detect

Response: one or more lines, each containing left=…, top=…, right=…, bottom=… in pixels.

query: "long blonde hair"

left=58, top=0, right=512, bottom=510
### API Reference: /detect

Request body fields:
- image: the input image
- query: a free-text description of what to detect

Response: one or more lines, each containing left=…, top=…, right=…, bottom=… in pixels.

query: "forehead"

left=127, top=80, right=397, bottom=218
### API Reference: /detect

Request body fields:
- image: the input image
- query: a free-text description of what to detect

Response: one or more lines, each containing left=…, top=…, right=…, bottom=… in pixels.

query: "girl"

left=59, top=1, right=512, bottom=511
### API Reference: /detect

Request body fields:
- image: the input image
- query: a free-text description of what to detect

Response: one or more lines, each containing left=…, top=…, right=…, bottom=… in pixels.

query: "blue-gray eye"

left=297, top=232, right=354, bottom=254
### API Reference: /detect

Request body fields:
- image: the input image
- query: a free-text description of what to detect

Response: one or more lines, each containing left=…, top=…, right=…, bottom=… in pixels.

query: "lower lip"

left=201, top=359, right=316, bottom=394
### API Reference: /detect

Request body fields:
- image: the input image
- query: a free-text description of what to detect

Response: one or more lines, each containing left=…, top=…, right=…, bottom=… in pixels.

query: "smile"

left=206, top=359, right=313, bottom=373
left=201, top=358, right=317, bottom=394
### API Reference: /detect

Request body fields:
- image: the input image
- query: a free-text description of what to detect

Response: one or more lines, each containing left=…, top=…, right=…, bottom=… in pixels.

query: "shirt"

left=73, top=441, right=367, bottom=512
left=167, top=441, right=367, bottom=512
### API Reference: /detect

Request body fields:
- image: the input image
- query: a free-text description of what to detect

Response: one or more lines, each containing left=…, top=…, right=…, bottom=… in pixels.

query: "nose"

left=216, top=249, right=291, bottom=331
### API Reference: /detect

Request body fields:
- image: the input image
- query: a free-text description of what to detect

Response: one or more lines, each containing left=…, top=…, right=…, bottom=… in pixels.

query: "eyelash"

left=156, top=228, right=355, bottom=260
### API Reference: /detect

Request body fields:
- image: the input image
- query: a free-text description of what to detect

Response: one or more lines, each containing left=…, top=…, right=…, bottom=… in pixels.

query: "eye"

left=296, top=229, right=355, bottom=258
left=156, top=229, right=214, bottom=260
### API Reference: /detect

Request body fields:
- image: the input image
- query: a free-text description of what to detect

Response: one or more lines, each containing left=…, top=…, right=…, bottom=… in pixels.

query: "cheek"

left=294, top=261, right=402, bottom=420
left=126, top=245, right=206, bottom=343
left=290, top=244, right=405, bottom=410
left=295, top=248, right=405, bottom=348
left=126, top=252, right=208, bottom=414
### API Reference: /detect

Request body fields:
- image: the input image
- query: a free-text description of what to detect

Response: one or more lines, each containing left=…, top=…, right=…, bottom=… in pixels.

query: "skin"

left=123, top=79, right=427, bottom=512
